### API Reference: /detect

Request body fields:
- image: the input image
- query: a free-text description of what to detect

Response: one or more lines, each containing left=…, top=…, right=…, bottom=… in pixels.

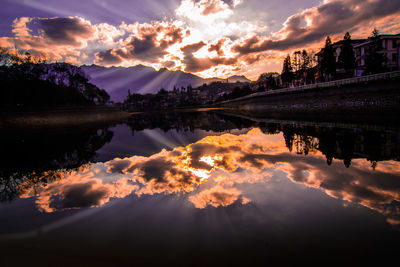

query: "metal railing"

left=221, top=70, right=400, bottom=104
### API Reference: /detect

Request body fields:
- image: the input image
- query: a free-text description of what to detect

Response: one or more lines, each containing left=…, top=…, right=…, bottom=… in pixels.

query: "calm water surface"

left=1, top=111, right=399, bottom=266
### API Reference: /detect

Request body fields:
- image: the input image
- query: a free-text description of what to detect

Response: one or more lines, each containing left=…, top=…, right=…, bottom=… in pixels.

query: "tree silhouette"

left=281, top=54, right=294, bottom=87
left=321, top=36, right=336, bottom=80
left=338, top=32, right=356, bottom=76
left=365, top=28, right=387, bottom=74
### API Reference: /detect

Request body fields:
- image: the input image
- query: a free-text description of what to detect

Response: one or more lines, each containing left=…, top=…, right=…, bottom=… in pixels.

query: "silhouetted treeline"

left=0, top=48, right=110, bottom=111
left=123, top=81, right=250, bottom=111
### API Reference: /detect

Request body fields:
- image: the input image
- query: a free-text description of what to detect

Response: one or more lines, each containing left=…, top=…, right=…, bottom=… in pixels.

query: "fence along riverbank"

left=220, top=70, right=400, bottom=104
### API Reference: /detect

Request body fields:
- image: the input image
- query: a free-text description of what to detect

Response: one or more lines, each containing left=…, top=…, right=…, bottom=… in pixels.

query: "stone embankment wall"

left=219, top=80, right=400, bottom=122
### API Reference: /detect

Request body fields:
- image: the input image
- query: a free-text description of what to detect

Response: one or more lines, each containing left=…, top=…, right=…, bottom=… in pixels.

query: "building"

left=250, top=72, right=282, bottom=91
left=316, top=39, right=366, bottom=79
left=353, top=33, right=400, bottom=76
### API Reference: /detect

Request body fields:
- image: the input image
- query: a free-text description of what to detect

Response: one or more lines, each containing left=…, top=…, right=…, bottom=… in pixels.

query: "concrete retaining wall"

left=218, top=79, right=400, bottom=122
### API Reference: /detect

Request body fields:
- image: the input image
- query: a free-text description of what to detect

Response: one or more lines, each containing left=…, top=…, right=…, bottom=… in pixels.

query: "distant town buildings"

left=123, top=81, right=250, bottom=111
left=316, top=32, right=400, bottom=78
left=123, top=31, right=400, bottom=110
left=316, top=38, right=366, bottom=77
left=354, top=33, right=400, bottom=76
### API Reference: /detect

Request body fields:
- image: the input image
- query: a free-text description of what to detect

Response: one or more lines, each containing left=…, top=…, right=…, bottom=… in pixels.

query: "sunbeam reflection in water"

left=10, top=128, right=400, bottom=226
left=1, top=111, right=400, bottom=266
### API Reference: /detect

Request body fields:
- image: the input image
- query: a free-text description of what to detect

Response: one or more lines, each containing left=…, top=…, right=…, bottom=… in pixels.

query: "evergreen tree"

left=281, top=54, right=294, bottom=87
left=293, top=50, right=302, bottom=80
left=365, top=28, right=387, bottom=74
left=301, top=50, right=310, bottom=72
left=321, top=36, right=336, bottom=80
left=338, top=32, right=356, bottom=74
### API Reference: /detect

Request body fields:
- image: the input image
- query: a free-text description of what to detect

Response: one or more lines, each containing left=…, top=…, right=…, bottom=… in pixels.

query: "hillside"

left=0, top=62, right=110, bottom=110
left=80, top=65, right=250, bottom=102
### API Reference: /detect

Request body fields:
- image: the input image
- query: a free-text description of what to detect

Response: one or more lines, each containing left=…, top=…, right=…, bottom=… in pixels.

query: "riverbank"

left=216, top=78, right=400, bottom=124
left=0, top=107, right=130, bottom=131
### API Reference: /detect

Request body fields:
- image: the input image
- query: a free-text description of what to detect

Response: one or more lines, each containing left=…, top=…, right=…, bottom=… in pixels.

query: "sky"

left=0, top=0, right=400, bottom=79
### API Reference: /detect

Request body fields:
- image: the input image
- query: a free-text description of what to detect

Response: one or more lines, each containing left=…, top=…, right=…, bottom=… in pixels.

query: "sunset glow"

left=1, top=0, right=399, bottom=79
left=16, top=128, right=400, bottom=226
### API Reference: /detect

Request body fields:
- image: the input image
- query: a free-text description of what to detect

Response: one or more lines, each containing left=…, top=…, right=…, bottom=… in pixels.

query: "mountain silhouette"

left=80, top=65, right=250, bottom=101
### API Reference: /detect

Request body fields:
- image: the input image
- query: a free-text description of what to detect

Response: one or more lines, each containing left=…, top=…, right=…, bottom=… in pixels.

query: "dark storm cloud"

left=50, top=181, right=109, bottom=209
left=131, top=157, right=175, bottom=182
left=107, top=158, right=132, bottom=173
left=35, top=17, right=94, bottom=46
left=94, top=49, right=123, bottom=65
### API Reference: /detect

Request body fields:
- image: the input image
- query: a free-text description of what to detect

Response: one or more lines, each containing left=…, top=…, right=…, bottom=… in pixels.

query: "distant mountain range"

left=80, top=65, right=251, bottom=102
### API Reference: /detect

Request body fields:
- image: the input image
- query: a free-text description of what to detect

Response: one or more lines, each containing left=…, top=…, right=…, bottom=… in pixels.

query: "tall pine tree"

left=281, top=54, right=294, bottom=87
left=365, top=28, right=387, bottom=74
left=321, top=36, right=336, bottom=80
left=338, top=32, right=356, bottom=76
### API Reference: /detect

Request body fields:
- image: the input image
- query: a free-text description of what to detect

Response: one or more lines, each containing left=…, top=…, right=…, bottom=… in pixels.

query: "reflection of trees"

left=293, top=135, right=318, bottom=155
left=281, top=125, right=400, bottom=168
left=0, top=169, right=72, bottom=202
left=2, top=111, right=400, bottom=203
left=281, top=126, right=319, bottom=155
left=127, top=112, right=400, bottom=168
left=126, top=111, right=255, bottom=134
left=0, top=128, right=113, bottom=201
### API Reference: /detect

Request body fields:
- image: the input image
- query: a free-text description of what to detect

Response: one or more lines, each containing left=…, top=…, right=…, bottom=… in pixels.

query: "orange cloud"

left=189, top=185, right=248, bottom=208
left=19, top=165, right=138, bottom=212
left=232, top=0, right=400, bottom=55
left=95, top=21, right=186, bottom=65
left=15, top=128, right=400, bottom=227
left=1, top=16, right=95, bottom=62
left=1, top=0, right=399, bottom=78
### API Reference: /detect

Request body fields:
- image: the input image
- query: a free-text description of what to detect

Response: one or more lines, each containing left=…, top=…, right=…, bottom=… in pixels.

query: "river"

left=0, top=110, right=399, bottom=266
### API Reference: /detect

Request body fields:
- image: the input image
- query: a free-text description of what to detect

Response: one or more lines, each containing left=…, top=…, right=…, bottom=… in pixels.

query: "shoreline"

left=0, top=107, right=130, bottom=130
left=215, top=79, right=400, bottom=124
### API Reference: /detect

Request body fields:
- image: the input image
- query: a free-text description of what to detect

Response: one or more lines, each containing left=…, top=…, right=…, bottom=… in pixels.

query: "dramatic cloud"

left=35, top=17, right=95, bottom=46
left=0, top=16, right=96, bottom=62
left=17, top=128, right=400, bottom=227
left=181, top=40, right=237, bottom=72
left=95, top=21, right=186, bottom=65
left=176, top=0, right=238, bottom=23
left=232, top=0, right=400, bottom=54
left=1, top=0, right=398, bottom=78
left=189, top=185, right=249, bottom=208
left=20, top=166, right=139, bottom=212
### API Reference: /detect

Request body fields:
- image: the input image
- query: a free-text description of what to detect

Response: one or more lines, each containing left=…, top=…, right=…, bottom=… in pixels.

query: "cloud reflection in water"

left=19, top=129, right=400, bottom=225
